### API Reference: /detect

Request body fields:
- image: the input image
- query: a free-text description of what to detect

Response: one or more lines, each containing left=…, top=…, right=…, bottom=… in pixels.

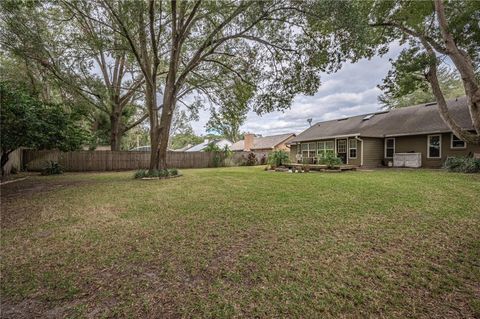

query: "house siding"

left=389, top=132, right=480, bottom=168
left=275, top=135, right=295, bottom=152
left=362, top=137, right=384, bottom=168
left=289, top=137, right=364, bottom=166
left=289, top=144, right=298, bottom=162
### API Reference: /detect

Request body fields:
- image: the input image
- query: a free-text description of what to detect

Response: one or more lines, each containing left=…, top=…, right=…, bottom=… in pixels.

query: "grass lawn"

left=1, top=167, right=479, bottom=318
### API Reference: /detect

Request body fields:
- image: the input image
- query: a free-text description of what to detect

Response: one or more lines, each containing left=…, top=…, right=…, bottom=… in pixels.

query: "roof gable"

left=231, top=133, right=295, bottom=151
left=186, top=139, right=232, bottom=152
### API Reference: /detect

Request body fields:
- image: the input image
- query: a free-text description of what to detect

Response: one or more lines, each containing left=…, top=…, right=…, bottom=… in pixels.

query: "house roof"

left=231, top=133, right=295, bottom=151
left=185, top=139, right=232, bottom=152
left=289, top=96, right=473, bottom=143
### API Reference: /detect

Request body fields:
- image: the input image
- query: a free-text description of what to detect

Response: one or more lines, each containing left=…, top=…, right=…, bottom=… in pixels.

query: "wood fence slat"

left=21, top=149, right=253, bottom=172
left=21, top=150, right=251, bottom=171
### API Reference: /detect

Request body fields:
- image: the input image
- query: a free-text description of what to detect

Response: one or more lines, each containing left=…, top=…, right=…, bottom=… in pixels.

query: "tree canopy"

left=0, top=82, right=88, bottom=174
left=306, top=0, right=480, bottom=143
left=379, top=66, right=466, bottom=109
left=206, top=80, right=253, bottom=142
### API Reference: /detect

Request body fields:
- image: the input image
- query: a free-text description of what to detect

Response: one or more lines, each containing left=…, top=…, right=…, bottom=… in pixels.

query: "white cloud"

left=190, top=42, right=405, bottom=136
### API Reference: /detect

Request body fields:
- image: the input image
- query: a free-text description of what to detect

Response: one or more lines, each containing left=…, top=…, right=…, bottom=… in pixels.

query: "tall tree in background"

left=206, top=80, right=253, bottom=142
left=101, top=0, right=326, bottom=170
left=379, top=66, right=465, bottom=109
left=0, top=0, right=148, bottom=150
left=306, top=0, right=480, bottom=144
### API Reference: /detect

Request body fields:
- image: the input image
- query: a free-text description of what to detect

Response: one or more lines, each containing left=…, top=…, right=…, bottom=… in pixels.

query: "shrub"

left=41, top=161, right=63, bottom=175
left=134, top=169, right=147, bottom=179
left=246, top=152, right=257, bottom=166
left=318, top=152, right=342, bottom=169
left=205, top=143, right=232, bottom=167
left=443, top=156, right=480, bottom=173
left=268, top=150, right=290, bottom=167
left=212, top=154, right=222, bottom=167
left=134, top=168, right=180, bottom=179
left=260, top=154, right=267, bottom=165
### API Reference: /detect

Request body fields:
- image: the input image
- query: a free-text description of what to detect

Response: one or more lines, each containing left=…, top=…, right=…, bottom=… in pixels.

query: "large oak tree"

left=306, top=0, right=480, bottom=144
left=95, top=0, right=327, bottom=170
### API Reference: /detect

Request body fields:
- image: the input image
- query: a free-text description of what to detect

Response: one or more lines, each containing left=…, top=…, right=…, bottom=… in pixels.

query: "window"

left=317, top=140, right=334, bottom=158
left=301, top=142, right=316, bottom=158
left=451, top=134, right=466, bottom=149
left=427, top=135, right=441, bottom=158
left=337, top=140, right=347, bottom=153
left=385, top=138, right=395, bottom=158
left=348, top=139, right=357, bottom=159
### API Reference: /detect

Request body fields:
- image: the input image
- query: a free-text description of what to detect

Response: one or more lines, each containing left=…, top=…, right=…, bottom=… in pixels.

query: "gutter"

left=288, top=133, right=362, bottom=145
left=384, top=130, right=452, bottom=137
left=355, top=136, right=364, bottom=167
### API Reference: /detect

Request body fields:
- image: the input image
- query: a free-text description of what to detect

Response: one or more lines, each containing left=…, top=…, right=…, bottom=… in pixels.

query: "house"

left=185, top=138, right=232, bottom=152
left=288, top=96, right=479, bottom=168
left=231, top=133, right=296, bottom=156
left=173, top=144, right=193, bottom=152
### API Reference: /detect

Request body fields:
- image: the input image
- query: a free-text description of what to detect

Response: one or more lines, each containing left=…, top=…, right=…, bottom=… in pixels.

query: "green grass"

left=1, top=167, right=479, bottom=318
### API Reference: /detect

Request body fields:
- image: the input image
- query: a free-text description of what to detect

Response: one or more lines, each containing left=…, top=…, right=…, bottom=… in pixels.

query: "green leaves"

left=268, top=150, right=290, bottom=167
left=0, top=82, right=89, bottom=155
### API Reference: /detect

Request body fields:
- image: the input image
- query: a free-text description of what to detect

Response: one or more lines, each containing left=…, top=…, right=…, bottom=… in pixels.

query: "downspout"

left=355, top=136, right=364, bottom=167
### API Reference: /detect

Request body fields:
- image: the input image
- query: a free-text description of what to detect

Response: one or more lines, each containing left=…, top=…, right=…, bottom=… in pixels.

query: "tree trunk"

left=109, top=113, right=122, bottom=151
left=157, top=115, right=172, bottom=170
left=434, top=0, right=480, bottom=138
left=1, top=151, right=11, bottom=177
left=145, top=81, right=160, bottom=171
left=157, top=94, right=175, bottom=170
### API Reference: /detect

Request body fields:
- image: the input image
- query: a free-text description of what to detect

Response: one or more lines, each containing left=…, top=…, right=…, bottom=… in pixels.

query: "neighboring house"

left=289, top=96, right=479, bottom=168
left=130, top=145, right=152, bottom=152
left=173, top=144, right=193, bottom=152
left=186, top=139, right=232, bottom=152
left=130, top=146, right=176, bottom=152
left=82, top=145, right=111, bottom=151
left=231, top=133, right=296, bottom=156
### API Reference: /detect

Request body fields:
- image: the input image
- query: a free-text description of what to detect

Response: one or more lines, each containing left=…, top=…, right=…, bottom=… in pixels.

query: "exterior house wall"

left=289, top=137, right=364, bottom=166
left=362, top=138, right=384, bottom=168
left=274, top=136, right=295, bottom=152
left=289, top=145, right=298, bottom=162
left=387, top=132, right=480, bottom=168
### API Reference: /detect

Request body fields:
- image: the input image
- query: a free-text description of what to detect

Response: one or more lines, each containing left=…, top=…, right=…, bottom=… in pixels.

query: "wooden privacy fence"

left=22, top=150, right=252, bottom=171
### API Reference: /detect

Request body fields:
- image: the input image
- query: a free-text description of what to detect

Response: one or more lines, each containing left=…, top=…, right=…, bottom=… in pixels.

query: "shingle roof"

left=231, top=133, right=295, bottom=151
left=186, top=139, right=232, bottom=152
left=290, top=96, right=473, bottom=143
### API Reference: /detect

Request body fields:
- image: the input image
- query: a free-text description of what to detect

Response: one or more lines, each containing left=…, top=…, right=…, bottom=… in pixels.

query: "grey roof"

left=290, top=96, right=473, bottom=143
left=231, top=133, right=295, bottom=151
left=186, top=139, right=232, bottom=152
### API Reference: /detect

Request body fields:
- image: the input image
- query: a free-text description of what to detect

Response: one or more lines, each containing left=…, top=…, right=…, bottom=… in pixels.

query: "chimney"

left=244, top=133, right=254, bottom=151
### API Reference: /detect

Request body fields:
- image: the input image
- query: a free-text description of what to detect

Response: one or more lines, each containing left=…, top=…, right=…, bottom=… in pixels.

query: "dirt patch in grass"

left=0, top=177, right=93, bottom=229
left=0, top=177, right=90, bottom=200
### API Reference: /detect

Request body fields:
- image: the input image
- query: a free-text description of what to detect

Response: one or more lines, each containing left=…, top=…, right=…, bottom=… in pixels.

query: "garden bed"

left=141, top=174, right=183, bottom=180
left=268, top=163, right=357, bottom=173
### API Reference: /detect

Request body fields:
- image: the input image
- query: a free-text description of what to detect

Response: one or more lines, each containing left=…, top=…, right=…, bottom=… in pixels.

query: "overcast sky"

left=190, top=43, right=405, bottom=136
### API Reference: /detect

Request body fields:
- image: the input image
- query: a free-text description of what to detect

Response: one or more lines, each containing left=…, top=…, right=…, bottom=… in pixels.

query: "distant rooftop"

left=231, top=133, right=295, bottom=151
